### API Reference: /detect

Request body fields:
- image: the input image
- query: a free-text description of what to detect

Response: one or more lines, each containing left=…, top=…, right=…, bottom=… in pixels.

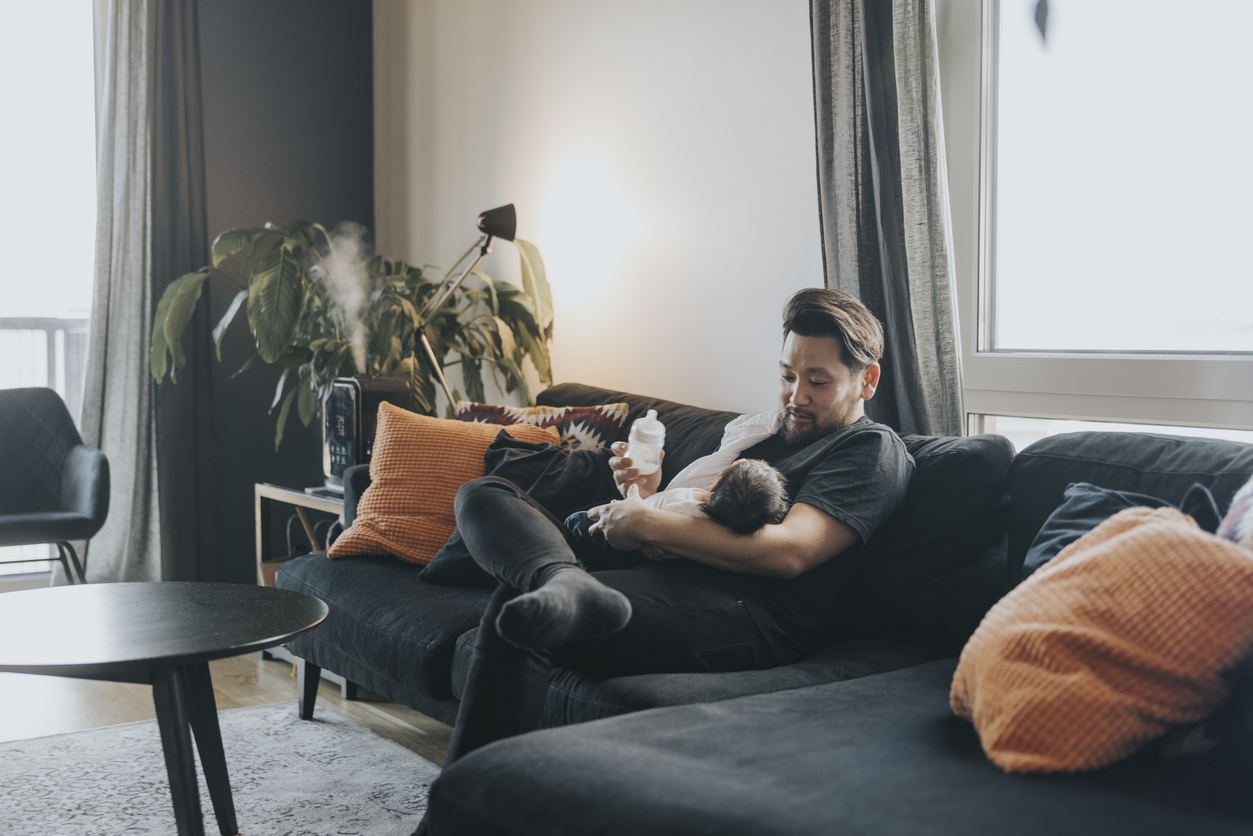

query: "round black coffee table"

left=0, top=582, right=327, bottom=836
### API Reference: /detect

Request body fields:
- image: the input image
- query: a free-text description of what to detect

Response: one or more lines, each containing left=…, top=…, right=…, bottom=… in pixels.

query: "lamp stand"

left=415, top=234, right=495, bottom=409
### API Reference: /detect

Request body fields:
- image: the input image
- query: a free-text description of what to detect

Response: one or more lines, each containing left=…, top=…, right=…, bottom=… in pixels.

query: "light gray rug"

left=0, top=702, right=438, bottom=835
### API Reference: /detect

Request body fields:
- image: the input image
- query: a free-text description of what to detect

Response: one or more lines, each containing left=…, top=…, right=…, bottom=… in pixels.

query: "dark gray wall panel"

left=199, top=0, right=373, bottom=583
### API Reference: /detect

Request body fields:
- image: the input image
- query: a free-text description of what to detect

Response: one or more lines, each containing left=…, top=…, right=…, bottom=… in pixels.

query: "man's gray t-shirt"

left=725, top=416, right=913, bottom=660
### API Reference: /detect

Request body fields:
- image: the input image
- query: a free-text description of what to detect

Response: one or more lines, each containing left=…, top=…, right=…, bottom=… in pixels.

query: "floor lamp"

left=413, top=203, right=517, bottom=408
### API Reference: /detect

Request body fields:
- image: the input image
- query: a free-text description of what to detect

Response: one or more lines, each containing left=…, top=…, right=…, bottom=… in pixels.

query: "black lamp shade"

left=477, top=204, right=517, bottom=242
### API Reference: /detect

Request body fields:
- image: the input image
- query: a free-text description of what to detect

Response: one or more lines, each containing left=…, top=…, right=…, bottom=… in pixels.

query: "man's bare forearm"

left=635, top=503, right=859, bottom=580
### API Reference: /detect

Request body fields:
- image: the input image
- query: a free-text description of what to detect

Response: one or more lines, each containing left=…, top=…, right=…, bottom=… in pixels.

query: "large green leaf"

left=492, top=315, right=518, bottom=362
left=150, top=278, right=179, bottom=381
left=241, top=232, right=283, bottom=280
left=491, top=355, right=531, bottom=403
left=394, top=356, right=435, bottom=415
left=494, top=281, right=540, bottom=331
left=162, top=270, right=212, bottom=379
left=515, top=238, right=553, bottom=338
left=482, top=278, right=499, bottom=316
left=516, top=325, right=553, bottom=386
left=248, top=247, right=303, bottom=363
left=274, top=387, right=297, bottom=449
left=212, top=227, right=267, bottom=267
left=212, top=289, right=249, bottom=361
left=278, top=220, right=323, bottom=251
left=297, top=380, right=317, bottom=426
left=457, top=352, right=486, bottom=404
left=271, top=368, right=291, bottom=411
left=233, top=353, right=264, bottom=378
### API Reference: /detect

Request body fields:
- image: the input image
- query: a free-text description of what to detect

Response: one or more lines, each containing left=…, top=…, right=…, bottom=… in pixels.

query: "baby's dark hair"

left=701, top=459, right=789, bottom=535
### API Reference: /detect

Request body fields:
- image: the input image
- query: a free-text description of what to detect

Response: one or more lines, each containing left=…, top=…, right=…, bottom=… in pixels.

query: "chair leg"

left=57, top=542, right=87, bottom=584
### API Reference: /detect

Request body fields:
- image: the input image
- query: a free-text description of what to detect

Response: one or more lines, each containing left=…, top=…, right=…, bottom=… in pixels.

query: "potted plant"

left=150, top=220, right=554, bottom=446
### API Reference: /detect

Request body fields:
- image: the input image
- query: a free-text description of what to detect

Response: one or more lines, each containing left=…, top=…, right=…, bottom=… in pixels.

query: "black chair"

left=0, top=388, right=109, bottom=583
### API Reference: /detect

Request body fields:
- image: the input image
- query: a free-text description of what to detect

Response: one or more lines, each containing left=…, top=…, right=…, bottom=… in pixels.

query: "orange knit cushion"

left=951, top=506, right=1253, bottom=773
left=329, top=402, right=560, bottom=565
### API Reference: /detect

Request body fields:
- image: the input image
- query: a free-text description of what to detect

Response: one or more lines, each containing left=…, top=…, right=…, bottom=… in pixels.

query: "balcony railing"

left=0, top=317, right=90, bottom=576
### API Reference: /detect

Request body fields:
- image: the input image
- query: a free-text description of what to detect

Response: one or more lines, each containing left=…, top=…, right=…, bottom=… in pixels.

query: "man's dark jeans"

left=444, top=476, right=811, bottom=765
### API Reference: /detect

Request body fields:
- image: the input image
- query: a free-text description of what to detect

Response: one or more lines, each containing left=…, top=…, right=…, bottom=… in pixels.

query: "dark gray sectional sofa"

left=277, top=383, right=1253, bottom=835
left=278, top=383, right=1011, bottom=725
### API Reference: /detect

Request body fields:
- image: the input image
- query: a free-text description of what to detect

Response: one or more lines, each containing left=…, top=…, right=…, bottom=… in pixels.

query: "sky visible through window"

left=993, top=1, right=1253, bottom=352
left=0, top=4, right=96, bottom=321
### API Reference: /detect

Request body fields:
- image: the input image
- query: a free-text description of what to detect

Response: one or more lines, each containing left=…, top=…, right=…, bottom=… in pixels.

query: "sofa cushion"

left=455, top=400, right=629, bottom=450
left=537, top=382, right=741, bottom=487
left=426, top=659, right=1253, bottom=836
left=276, top=553, right=492, bottom=701
left=833, top=433, right=1015, bottom=652
left=330, top=405, right=559, bottom=565
left=952, top=507, right=1253, bottom=773
left=1023, top=481, right=1222, bottom=578
left=449, top=630, right=945, bottom=725
left=1007, top=431, right=1253, bottom=583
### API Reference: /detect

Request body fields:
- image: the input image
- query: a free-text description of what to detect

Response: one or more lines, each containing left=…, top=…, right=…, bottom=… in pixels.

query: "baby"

left=565, top=458, right=790, bottom=559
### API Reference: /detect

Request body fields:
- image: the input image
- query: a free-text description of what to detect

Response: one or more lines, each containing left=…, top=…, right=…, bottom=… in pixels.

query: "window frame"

left=937, top=0, right=1253, bottom=432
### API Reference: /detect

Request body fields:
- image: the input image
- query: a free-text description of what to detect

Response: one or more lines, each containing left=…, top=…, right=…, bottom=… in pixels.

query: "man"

left=440, top=287, right=914, bottom=766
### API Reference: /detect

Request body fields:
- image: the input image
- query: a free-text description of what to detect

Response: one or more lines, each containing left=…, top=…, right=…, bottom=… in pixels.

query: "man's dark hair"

left=782, top=288, right=884, bottom=371
left=701, top=460, right=789, bottom=535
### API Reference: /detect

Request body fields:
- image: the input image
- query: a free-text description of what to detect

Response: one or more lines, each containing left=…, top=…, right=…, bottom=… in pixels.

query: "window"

left=977, top=415, right=1253, bottom=457
left=991, top=1, right=1253, bottom=353
left=0, top=5, right=97, bottom=576
left=938, top=0, right=1253, bottom=433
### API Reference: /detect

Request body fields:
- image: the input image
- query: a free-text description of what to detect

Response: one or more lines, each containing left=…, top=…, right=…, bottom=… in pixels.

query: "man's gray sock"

left=495, top=567, right=632, bottom=650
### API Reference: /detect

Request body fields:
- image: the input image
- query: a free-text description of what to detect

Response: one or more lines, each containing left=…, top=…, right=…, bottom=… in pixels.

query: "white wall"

left=374, top=0, right=821, bottom=413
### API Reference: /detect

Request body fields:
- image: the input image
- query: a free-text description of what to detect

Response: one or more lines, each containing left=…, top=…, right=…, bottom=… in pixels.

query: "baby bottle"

left=626, top=409, right=665, bottom=477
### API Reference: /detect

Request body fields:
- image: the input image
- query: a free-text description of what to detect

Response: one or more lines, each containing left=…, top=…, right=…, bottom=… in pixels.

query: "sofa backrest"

left=537, top=383, right=741, bottom=487
left=835, top=433, right=1014, bottom=653
left=1007, top=431, right=1253, bottom=584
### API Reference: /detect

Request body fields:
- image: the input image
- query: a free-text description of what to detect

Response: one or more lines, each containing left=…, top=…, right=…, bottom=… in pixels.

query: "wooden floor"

left=0, top=652, right=453, bottom=767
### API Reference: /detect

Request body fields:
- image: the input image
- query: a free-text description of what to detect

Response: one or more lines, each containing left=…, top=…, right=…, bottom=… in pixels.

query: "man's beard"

left=779, top=400, right=861, bottom=447
left=781, top=411, right=840, bottom=447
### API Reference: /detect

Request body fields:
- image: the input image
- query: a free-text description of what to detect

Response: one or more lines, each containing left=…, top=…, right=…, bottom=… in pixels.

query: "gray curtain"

left=150, top=0, right=220, bottom=581
left=81, top=0, right=215, bottom=582
left=811, top=0, right=964, bottom=436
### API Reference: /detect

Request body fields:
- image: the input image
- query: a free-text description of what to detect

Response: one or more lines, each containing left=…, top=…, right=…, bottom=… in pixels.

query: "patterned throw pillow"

left=455, top=401, right=629, bottom=450
left=329, top=402, right=560, bottom=565
left=1218, top=473, right=1253, bottom=553
left=951, top=506, right=1253, bottom=773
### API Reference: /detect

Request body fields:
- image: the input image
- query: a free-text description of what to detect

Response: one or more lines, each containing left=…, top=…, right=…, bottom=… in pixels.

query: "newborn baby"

left=565, top=458, right=789, bottom=559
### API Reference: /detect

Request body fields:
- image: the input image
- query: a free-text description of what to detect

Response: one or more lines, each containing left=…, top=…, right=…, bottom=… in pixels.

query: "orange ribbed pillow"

left=329, top=402, right=559, bottom=565
left=951, top=506, right=1253, bottom=773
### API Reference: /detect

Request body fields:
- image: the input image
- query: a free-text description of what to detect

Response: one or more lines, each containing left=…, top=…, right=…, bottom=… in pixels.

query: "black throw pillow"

left=419, top=434, right=619, bottom=587
left=833, top=433, right=1016, bottom=653
left=1021, top=481, right=1222, bottom=579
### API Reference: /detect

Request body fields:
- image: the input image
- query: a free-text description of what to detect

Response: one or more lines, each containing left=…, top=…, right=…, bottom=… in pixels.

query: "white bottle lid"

left=630, top=409, right=665, bottom=446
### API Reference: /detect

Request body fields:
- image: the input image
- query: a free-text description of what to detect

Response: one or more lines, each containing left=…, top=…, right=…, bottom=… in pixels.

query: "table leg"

left=152, top=666, right=205, bottom=836
left=185, top=663, right=239, bottom=836
left=297, top=656, right=321, bottom=720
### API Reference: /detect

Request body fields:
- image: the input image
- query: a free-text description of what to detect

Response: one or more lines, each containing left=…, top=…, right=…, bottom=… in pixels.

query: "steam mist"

left=321, top=222, right=373, bottom=374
